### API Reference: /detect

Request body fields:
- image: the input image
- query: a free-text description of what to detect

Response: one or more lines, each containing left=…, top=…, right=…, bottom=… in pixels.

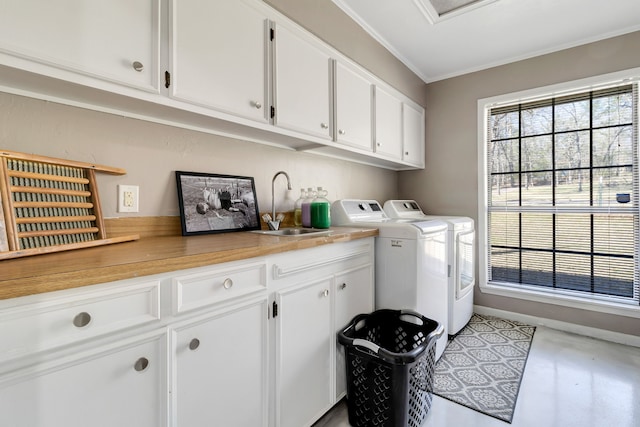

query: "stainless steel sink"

left=250, top=228, right=333, bottom=237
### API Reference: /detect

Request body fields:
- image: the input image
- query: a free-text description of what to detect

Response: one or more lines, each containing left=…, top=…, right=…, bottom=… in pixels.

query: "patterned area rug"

left=433, top=313, right=536, bottom=423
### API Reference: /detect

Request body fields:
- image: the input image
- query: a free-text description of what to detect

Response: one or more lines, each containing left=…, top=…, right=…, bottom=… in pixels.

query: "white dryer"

left=331, top=199, right=449, bottom=360
left=384, top=200, right=475, bottom=336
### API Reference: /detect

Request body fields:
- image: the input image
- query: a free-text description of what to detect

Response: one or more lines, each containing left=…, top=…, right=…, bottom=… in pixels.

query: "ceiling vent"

left=413, top=0, right=499, bottom=23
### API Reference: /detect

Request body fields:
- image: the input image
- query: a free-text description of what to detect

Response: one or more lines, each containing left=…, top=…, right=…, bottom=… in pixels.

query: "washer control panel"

left=383, top=200, right=425, bottom=218
left=331, top=199, right=389, bottom=224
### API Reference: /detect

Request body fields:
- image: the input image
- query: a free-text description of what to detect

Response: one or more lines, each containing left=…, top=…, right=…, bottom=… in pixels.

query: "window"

left=480, top=76, right=639, bottom=308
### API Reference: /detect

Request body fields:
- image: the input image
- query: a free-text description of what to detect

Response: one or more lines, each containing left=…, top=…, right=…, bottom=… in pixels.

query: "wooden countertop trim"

left=0, top=227, right=378, bottom=300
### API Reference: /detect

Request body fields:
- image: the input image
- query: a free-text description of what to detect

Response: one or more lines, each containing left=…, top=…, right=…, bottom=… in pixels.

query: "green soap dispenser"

left=311, top=187, right=331, bottom=229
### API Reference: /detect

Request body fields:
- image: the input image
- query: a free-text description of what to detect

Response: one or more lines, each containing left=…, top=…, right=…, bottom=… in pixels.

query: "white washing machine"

left=383, top=200, right=475, bottom=335
left=332, top=199, right=449, bottom=360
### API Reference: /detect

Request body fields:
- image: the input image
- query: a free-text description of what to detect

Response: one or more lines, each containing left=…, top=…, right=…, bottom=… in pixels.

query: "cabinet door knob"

left=132, top=61, right=144, bottom=72
left=189, top=338, right=200, bottom=351
left=223, top=278, right=234, bottom=290
left=405, top=151, right=409, bottom=156
left=376, top=142, right=381, bottom=147
left=322, top=289, right=329, bottom=297
left=340, top=283, right=347, bottom=290
left=338, top=129, right=346, bottom=135
left=134, top=357, right=149, bottom=372
left=73, top=312, right=92, bottom=328
left=251, top=101, right=262, bottom=109
left=320, top=123, right=329, bottom=129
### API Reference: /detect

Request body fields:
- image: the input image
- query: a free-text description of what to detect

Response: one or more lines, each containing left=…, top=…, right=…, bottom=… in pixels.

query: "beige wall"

left=0, top=93, right=397, bottom=218
left=400, top=31, right=640, bottom=336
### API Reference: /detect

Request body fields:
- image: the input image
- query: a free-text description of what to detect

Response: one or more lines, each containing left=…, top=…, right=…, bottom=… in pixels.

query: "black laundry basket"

left=338, top=309, right=443, bottom=427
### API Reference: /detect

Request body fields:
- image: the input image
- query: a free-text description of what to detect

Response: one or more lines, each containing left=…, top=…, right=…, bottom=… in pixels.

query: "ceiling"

left=332, top=0, right=640, bottom=83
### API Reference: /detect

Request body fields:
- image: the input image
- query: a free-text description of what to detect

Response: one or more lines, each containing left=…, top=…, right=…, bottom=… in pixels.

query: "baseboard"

left=474, top=305, right=640, bottom=348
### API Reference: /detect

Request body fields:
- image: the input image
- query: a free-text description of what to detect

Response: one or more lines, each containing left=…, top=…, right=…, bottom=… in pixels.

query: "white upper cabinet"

left=403, top=101, right=426, bottom=167
left=0, top=0, right=160, bottom=92
left=374, top=85, right=403, bottom=160
left=272, top=23, right=333, bottom=140
left=334, top=61, right=373, bottom=151
left=0, top=0, right=426, bottom=170
left=169, top=0, right=269, bottom=123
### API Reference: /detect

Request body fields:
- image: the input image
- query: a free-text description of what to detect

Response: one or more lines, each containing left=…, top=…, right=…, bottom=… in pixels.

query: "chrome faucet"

left=267, top=171, right=292, bottom=230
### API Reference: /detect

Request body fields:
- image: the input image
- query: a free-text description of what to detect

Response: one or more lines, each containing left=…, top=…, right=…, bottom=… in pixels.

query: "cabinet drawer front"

left=270, top=242, right=373, bottom=285
left=172, top=262, right=266, bottom=314
left=0, top=281, right=161, bottom=363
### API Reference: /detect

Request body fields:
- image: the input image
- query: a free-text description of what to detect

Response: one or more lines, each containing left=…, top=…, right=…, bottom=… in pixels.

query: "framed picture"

left=175, top=171, right=261, bottom=236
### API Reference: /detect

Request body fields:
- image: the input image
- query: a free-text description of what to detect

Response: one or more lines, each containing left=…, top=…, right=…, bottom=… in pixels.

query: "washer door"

left=456, top=229, right=475, bottom=299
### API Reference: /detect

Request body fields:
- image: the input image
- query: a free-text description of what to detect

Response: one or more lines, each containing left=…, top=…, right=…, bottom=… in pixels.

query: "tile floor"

left=314, top=326, right=640, bottom=427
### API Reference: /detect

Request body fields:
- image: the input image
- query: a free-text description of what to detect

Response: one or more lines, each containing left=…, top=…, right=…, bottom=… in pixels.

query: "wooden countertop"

left=0, top=226, right=378, bottom=300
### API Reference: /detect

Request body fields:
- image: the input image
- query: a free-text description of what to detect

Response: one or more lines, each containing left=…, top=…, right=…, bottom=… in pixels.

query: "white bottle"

left=301, top=187, right=316, bottom=228
left=293, top=188, right=306, bottom=227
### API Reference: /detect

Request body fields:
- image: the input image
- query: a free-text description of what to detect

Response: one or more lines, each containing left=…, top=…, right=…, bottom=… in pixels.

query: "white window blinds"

left=486, top=83, right=639, bottom=305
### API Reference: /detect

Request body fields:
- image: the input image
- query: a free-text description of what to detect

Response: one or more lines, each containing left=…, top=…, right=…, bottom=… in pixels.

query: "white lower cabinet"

left=334, top=265, right=375, bottom=400
left=275, top=277, right=333, bottom=427
left=0, top=238, right=374, bottom=427
left=0, top=331, right=166, bottom=427
left=170, top=297, right=268, bottom=427
left=271, top=239, right=375, bottom=427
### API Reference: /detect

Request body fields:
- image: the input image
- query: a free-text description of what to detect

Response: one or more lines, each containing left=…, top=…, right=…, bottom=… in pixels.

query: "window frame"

left=477, top=68, right=640, bottom=319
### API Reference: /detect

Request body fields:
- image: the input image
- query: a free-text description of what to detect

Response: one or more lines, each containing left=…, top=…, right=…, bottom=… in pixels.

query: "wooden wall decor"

left=0, top=149, right=139, bottom=260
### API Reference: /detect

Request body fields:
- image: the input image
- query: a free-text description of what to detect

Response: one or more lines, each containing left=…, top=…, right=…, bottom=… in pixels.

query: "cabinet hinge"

left=272, top=301, right=278, bottom=318
left=164, top=71, right=171, bottom=89
left=270, top=106, right=275, bottom=119
left=270, top=28, right=275, bottom=41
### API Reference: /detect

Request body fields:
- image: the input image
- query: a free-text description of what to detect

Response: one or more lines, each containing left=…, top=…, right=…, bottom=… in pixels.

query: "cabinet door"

left=0, top=0, right=160, bottom=92
left=334, top=265, right=374, bottom=400
left=171, top=298, right=268, bottom=427
left=335, top=61, right=372, bottom=150
left=276, top=278, right=333, bottom=427
left=0, top=333, right=166, bottom=427
left=169, top=0, right=269, bottom=123
left=273, top=23, right=332, bottom=140
left=374, top=86, right=403, bottom=159
left=403, top=102, right=426, bottom=167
